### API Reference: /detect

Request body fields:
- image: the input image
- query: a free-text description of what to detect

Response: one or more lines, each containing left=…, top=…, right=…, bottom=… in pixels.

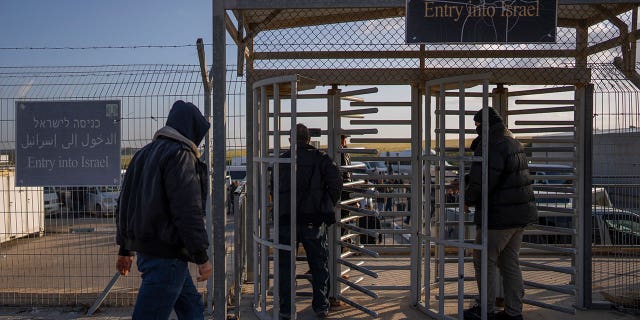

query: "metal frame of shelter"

left=210, top=1, right=640, bottom=319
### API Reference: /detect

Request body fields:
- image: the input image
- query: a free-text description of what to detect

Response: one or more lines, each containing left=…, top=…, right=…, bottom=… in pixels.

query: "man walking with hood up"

left=464, top=107, right=537, bottom=320
left=116, top=100, right=213, bottom=319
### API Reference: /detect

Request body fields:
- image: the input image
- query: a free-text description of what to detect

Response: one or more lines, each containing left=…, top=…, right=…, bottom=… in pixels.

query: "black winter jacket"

left=465, top=122, right=538, bottom=229
left=117, top=101, right=210, bottom=264
left=278, top=143, right=342, bottom=226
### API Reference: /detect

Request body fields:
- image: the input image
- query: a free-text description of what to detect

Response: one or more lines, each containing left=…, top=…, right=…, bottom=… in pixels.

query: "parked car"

left=85, top=186, right=119, bottom=215
left=43, top=187, right=60, bottom=217
left=363, top=161, right=388, bottom=175
left=441, top=188, right=639, bottom=246
left=386, top=149, right=457, bottom=182
left=227, top=165, right=247, bottom=182
left=528, top=163, right=574, bottom=185
left=349, top=161, right=368, bottom=174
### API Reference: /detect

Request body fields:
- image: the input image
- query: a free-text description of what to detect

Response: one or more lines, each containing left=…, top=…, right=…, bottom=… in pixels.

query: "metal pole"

left=212, top=0, right=227, bottom=318
left=196, top=37, right=215, bottom=315
left=409, top=84, right=422, bottom=305
left=576, top=84, right=594, bottom=309
left=480, top=81, right=489, bottom=320
left=245, top=36, right=255, bottom=285
left=327, top=85, right=339, bottom=301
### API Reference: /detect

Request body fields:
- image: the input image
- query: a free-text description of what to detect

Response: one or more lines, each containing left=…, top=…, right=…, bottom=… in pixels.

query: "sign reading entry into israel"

left=15, top=100, right=121, bottom=186
left=406, top=0, right=557, bottom=44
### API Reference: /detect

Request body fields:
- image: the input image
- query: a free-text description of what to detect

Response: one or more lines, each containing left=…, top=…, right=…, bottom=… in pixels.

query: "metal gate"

left=418, top=74, right=491, bottom=319
left=507, top=84, right=590, bottom=314
left=417, top=75, right=588, bottom=318
left=250, top=75, right=383, bottom=319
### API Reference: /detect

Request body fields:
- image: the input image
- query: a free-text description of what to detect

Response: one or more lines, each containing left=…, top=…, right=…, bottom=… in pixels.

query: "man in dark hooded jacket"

left=277, top=124, right=342, bottom=319
left=464, top=107, right=537, bottom=320
left=116, top=100, right=212, bottom=320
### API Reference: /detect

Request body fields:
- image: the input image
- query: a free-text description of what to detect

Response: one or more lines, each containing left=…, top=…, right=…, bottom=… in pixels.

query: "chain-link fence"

left=1, top=1, right=639, bottom=316
left=0, top=64, right=246, bottom=308
left=590, top=63, right=640, bottom=312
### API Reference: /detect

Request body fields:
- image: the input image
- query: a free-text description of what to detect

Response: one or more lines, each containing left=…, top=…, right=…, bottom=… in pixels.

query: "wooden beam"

left=250, top=68, right=591, bottom=86
left=254, top=49, right=576, bottom=60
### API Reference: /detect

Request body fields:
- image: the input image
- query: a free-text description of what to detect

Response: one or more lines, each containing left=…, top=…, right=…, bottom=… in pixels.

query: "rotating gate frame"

left=212, top=1, right=639, bottom=319
left=248, top=73, right=592, bottom=319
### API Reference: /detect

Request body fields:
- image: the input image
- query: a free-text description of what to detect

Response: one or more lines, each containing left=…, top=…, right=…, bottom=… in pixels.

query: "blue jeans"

left=133, top=253, right=204, bottom=320
left=278, top=223, right=329, bottom=315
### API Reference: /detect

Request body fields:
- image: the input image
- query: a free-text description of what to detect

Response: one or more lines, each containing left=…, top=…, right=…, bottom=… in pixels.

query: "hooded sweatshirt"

left=117, top=101, right=211, bottom=264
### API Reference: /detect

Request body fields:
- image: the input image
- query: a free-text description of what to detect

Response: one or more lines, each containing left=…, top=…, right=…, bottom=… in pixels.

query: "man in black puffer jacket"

left=116, top=100, right=212, bottom=320
left=463, top=107, right=537, bottom=320
left=277, top=124, right=342, bottom=319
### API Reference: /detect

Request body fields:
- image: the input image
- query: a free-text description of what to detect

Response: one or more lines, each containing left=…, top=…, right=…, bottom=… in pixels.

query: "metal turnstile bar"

left=510, top=127, right=575, bottom=133
left=528, top=224, right=577, bottom=235
left=350, top=138, right=412, bottom=143
left=514, top=99, right=576, bottom=104
left=337, top=258, right=379, bottom=278
left=522, top=298, right=575, bottom=314
left=521, top=242, right=577, bottom=255
left=519, top=261, right=576, bottom=274
left=350, top=119, right=411, bottom=125
left=336, top=294, right=378, bottom=317
left=339, top=108, right=378, bottom=116
left=508, top=106, right=575, bottom=114
left=338, top=277, right=379, bottom=299
left=350, top=101, right=411, bottom=107
left=524, top=280, right=576, bottom=295
left=515, top=120, right=575, bottom=126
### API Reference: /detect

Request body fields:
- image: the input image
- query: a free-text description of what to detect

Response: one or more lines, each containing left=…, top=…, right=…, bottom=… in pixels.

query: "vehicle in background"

left=227, top=165, right=247, bottom=182
left=441, top=188, right=639, bottom=246
left=386, top=149, right=457, bottom=182
left=348, top=161, right=368, bottom=175
left=85, top=186, right=119, bottom=215
left=363, top=161, right=388, bottom=175
left=43, top=187, right=60, bottom=217
left=528, top=163, right=574, bottom=185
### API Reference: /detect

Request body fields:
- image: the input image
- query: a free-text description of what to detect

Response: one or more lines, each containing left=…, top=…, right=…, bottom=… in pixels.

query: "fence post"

left=196, top=38, right=216, bottom=315
left=212, top=1, right=228, bottom=318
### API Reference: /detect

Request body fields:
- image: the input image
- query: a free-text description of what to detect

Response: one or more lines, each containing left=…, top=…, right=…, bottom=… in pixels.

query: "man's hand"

left=116, top=255, right=134, bottom=276
left=197, top=261, right=213, bottom=282
left=464, top=205, right=471, bottom=213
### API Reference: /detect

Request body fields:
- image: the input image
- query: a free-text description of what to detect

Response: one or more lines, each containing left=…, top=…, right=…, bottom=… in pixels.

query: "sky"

left=0, top=1, right=635, bottom=144
left=0, top=0, right=217, bottom=66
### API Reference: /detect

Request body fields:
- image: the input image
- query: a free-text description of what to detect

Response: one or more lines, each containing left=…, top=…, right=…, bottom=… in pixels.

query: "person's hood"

left=474, top=107, right=503, bottom=135
left=153, top=126, right=201, bottom=158
left=165, top=100, right=210, bottom=146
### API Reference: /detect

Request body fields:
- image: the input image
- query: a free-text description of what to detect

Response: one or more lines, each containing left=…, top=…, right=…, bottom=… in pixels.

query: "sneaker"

left=329, top=297, right=344, bottom=307
left=315, top=309, right=329, bottom=318
left=463, top=304, right=495, bottom=320
left=495, top=311, right=523, bottom=320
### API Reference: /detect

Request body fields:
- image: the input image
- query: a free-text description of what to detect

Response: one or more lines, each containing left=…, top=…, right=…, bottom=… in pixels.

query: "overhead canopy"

left=226, top=0, right=640, bottom=31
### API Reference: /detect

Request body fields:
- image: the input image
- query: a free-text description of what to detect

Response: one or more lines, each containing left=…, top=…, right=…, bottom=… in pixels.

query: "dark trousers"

left=133, top=253, right=204, bottom=320
left=278, top=223, right=330, bottom=315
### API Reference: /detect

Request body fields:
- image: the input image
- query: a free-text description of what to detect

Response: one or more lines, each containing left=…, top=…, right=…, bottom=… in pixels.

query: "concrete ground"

left=0, top=218, right=638, bottom=320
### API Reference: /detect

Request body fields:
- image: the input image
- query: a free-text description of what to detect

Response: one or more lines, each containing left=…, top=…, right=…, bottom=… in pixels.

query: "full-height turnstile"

left=250, top=74, right=589, bottom=319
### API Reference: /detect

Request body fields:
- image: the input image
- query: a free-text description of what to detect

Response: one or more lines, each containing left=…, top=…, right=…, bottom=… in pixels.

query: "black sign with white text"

left=406, top=0, right=557, bottom=44
left=15, top=100, right=121, bottom=186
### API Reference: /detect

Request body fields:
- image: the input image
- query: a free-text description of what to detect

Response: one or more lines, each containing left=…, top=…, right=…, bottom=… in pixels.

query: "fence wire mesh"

left=591, top=63, right=640, bottom=312
left=0, top=1, right=639, bottom=315
left=0, top=64, right=247, bottom=308
left=245, top=6, right=635, bottom=75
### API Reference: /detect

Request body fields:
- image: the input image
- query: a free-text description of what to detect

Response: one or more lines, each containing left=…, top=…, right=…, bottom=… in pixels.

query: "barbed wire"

left=0, top=44, right=209, bottom=50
